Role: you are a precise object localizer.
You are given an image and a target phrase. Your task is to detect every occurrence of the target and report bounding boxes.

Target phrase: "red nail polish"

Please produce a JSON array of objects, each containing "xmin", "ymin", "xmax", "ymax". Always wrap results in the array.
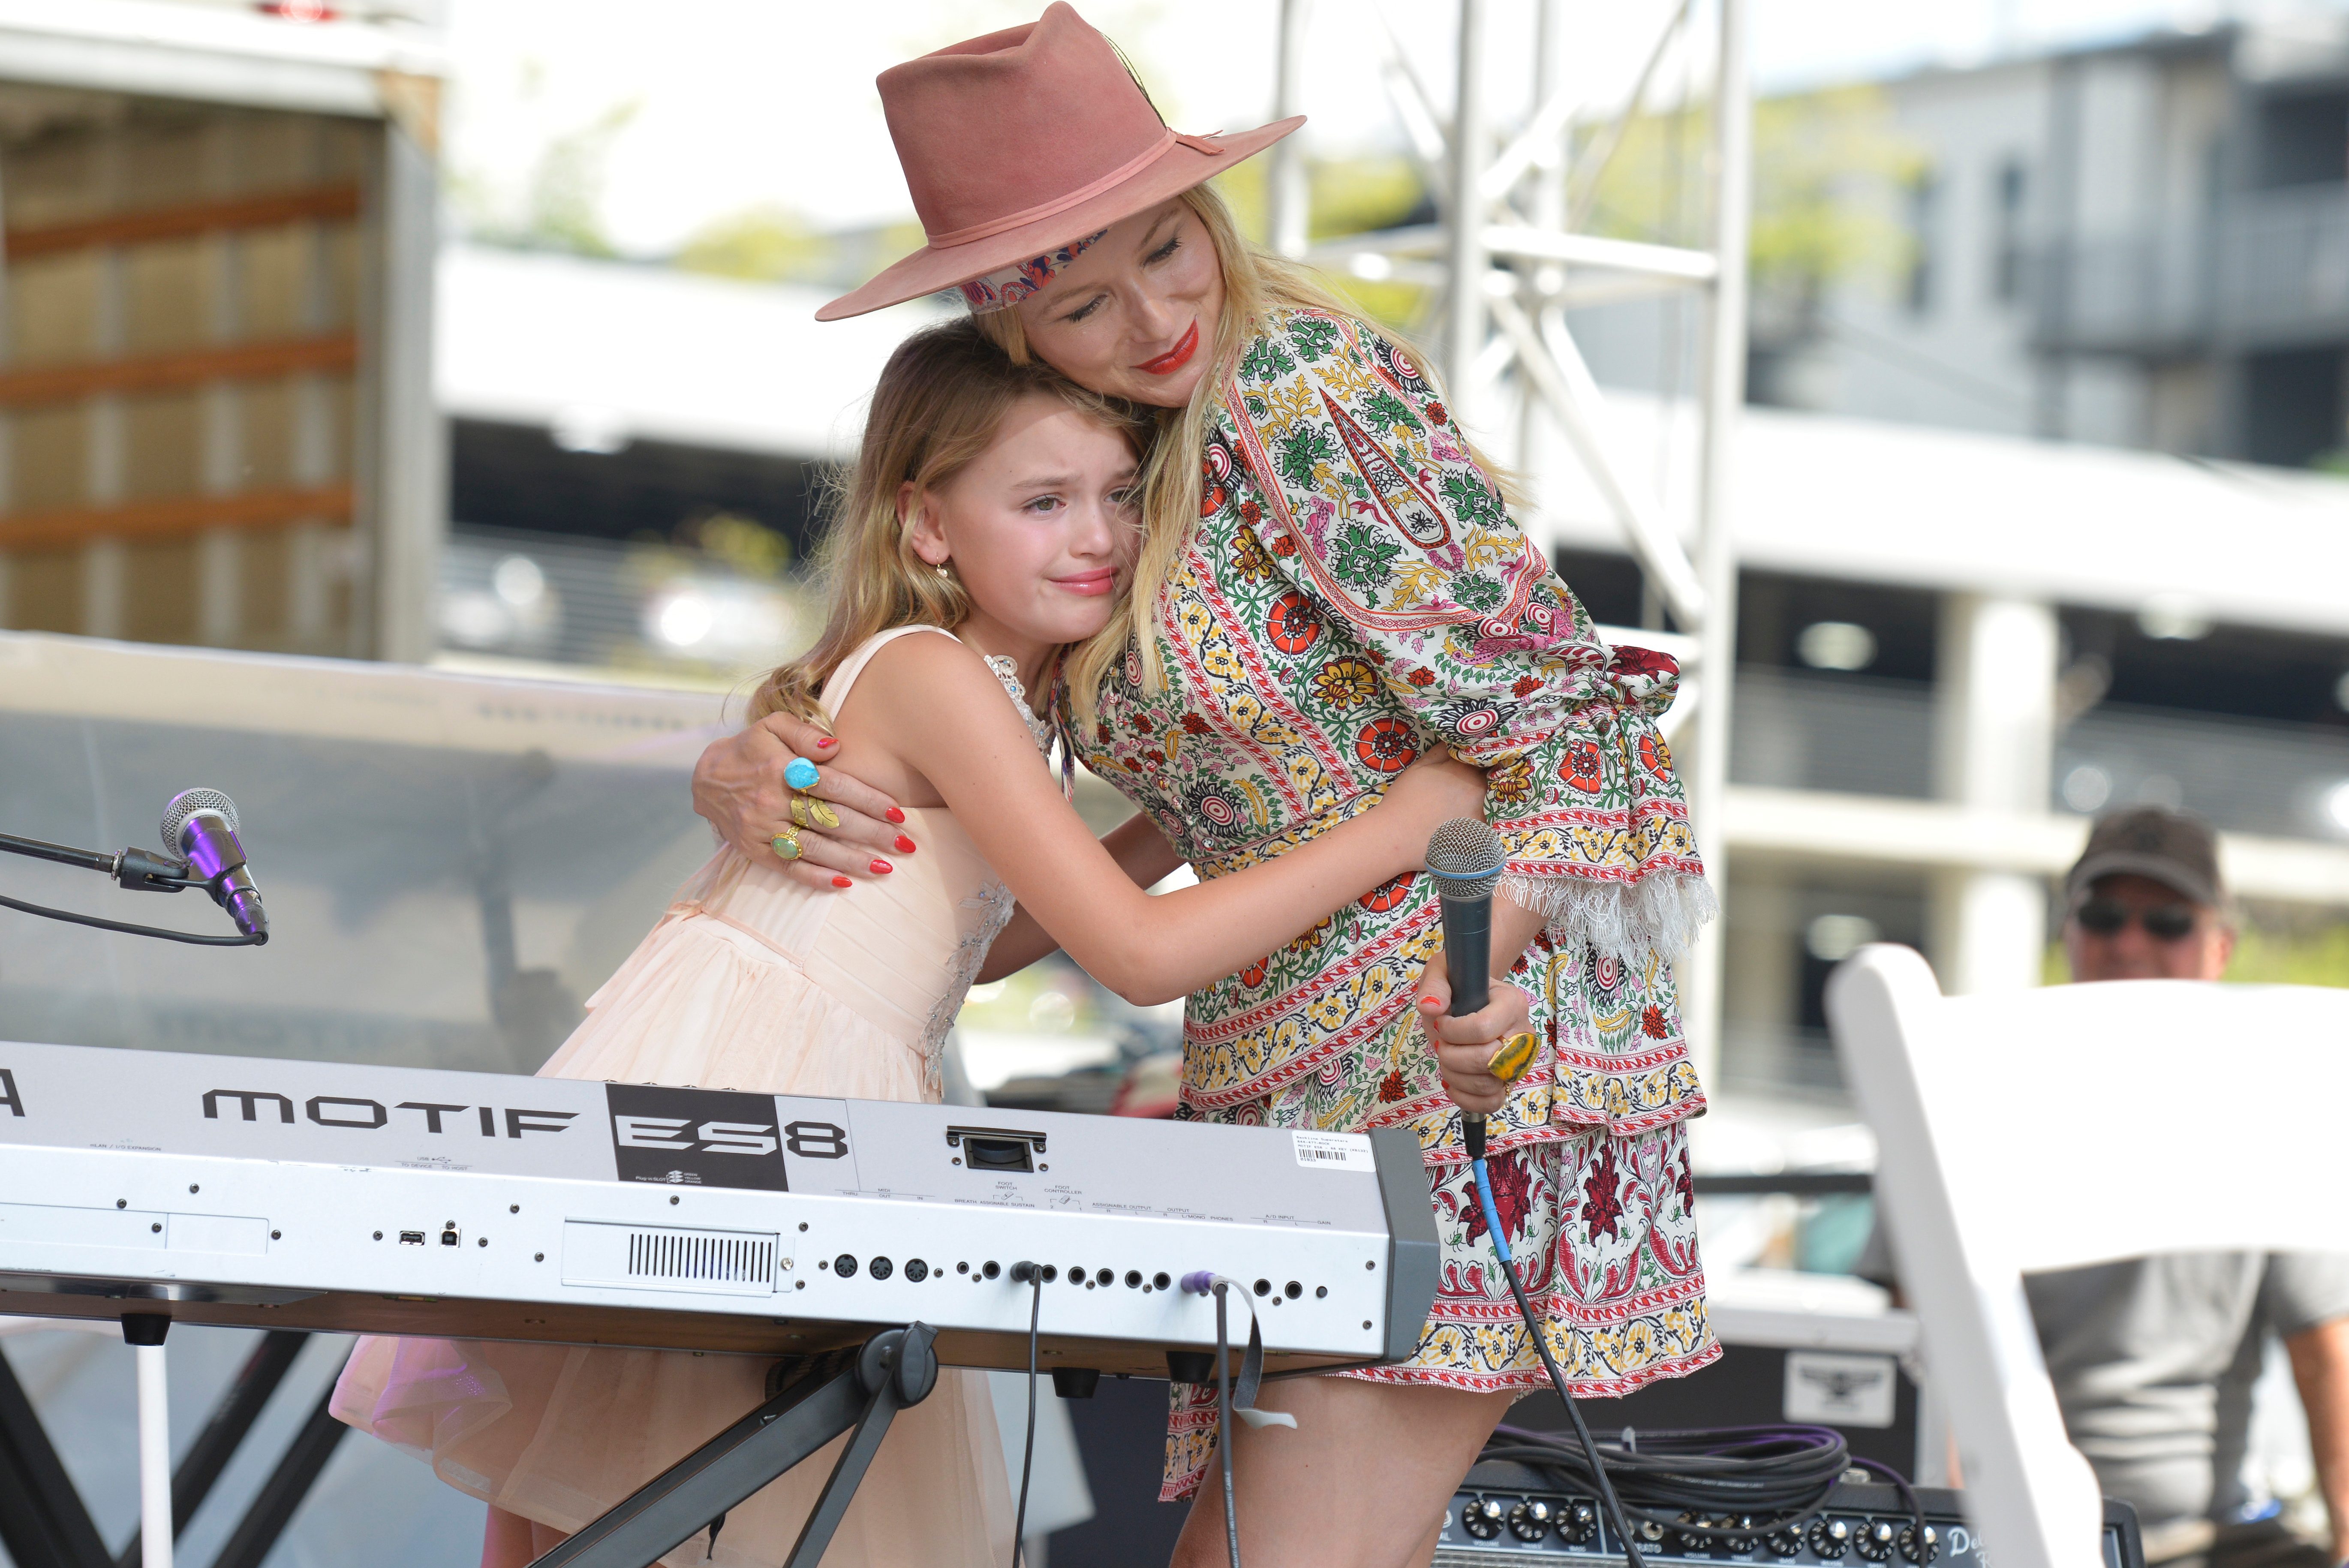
[
  {"xmin": 870, "ymin": 858, "xmax": 893, "ymax": 874},
  {"xmin": 894, "ymin": 835, "xmax": 917, "ymax": 853},
  {"xmin": 831, "ymin": 875, "xmax": 853, "ymax": 889},
  {"xmin": 885, "ymin": 807, "xmax": 906, "ymax": 825},
  {"xmin": 815, "ymin": 736, "xmax": 836, "ymax": 748}
]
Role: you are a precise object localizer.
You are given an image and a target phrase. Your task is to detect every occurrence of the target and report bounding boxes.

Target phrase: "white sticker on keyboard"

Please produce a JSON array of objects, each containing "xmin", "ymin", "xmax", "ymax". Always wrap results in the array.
[{"xmin": 1292, "ymin": 1131, "xmax": 1375, "ymax": 1171}]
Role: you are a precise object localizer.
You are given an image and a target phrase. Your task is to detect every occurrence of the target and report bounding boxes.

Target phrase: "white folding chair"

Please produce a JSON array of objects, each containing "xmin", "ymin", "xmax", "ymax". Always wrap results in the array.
[{"xmin": 1825, "ymin": 943, "xmax": 2349, "ymax": 1568}]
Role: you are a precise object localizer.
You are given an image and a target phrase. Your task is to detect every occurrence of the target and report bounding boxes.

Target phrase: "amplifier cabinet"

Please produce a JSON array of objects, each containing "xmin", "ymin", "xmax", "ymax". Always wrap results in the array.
[{"xmin": 1434, "ymin": 1466, "xmax": 2144, "ymax": 1568}]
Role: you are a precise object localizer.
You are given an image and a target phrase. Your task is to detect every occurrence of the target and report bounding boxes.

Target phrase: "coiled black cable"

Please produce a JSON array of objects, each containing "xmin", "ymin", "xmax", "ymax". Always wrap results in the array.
[{"xmin": 1480, "ymin": 1423, "xmax": 1927, "ymax": 1548}]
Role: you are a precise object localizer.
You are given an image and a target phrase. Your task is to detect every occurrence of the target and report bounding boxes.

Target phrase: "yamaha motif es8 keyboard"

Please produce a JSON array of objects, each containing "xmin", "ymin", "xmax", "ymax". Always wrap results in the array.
[{"xmin": 0, "ymin": 1040, "xmax": 1438, "ymax": 1376}]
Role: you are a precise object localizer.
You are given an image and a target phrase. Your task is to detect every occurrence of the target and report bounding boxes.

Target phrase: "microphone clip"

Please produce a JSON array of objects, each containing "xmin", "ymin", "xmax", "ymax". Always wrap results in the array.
[{"xmin": 113, "ymin": 848, "xmax": 194, "ymax": 895}]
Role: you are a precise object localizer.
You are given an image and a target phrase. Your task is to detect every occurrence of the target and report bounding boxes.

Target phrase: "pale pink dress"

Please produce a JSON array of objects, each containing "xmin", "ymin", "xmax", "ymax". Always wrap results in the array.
[{"xmin": 331, "ymin": 626, "xmax": 1028, "ymax": 1568}]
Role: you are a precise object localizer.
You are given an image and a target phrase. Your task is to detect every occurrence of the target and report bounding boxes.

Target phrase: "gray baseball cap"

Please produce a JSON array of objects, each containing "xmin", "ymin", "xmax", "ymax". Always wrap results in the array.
[{"xmin": 2063, "ymin": 806, "xmax": 2224, "ymax": 909}]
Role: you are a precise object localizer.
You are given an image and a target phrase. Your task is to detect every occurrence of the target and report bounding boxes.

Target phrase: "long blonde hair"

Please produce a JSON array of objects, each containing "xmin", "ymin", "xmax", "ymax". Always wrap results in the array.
[
  {"xmin": 750, "ymin": 318, "xmax": 1152, "ymax": 725},
  {"xmin": 978, "ymin": 183, "xmax": 1495, "ymax": 722}
]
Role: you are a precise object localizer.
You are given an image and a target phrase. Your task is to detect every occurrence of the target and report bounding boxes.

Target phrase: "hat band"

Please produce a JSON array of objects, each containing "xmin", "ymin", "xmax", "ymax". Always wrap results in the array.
[{"xmin": 959, "ymin": 228, "xmax": 1111, "ymax": 313}]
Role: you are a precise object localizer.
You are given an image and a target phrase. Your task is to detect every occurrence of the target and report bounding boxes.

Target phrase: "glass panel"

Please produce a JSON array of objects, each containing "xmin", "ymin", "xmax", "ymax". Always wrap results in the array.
[{"xmin": 0, "ymin": 634, "xmax": 725, "ymax": 1075}]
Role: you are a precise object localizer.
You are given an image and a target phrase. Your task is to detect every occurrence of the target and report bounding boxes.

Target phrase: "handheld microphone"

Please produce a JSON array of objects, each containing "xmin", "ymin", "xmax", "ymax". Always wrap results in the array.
[
  {"xmin": 1425, "ymin": 818, "xmax": 1505, "ymax": 1159},
  {"xmin": 160, "ymin": 789, "xmax": 267, "ymax": 943}
]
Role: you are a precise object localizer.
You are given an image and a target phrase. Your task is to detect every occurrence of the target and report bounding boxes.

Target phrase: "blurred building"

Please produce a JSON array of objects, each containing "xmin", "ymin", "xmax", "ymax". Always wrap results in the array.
[
  {"xmin": 1543, "ymin": 14, "xmax": 2349, "ymax": 1096},
  {"xmin": 429, "ymin": 246, "xmax": 947, "ymax": 677},
  {"xmin": 1738, "ymin": 14, "xmax": 2349, "ymax": 467},
  {"xmin": 0, "ymin": 0, "xmax": 445, "ymax": 661}
]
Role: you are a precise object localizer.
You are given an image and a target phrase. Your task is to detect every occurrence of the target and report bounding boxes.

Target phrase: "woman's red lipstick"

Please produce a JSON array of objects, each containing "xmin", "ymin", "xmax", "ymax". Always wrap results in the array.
[{"xmin": 1137, "ymin": 321, "xmax": 1200, "ymax": 376}]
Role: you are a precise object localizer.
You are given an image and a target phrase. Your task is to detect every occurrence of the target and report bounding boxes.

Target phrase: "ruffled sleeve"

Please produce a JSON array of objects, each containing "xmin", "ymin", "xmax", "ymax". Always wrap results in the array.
[{"xmin": 1218, "ymin": 306, "xmax": 1715, "ymax": 962}]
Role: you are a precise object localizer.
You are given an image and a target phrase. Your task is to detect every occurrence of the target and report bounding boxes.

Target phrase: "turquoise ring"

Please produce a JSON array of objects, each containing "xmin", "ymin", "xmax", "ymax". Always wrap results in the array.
[{"xmin": 784, "ymin": 757, "xmax": 821, "ymax": 790}]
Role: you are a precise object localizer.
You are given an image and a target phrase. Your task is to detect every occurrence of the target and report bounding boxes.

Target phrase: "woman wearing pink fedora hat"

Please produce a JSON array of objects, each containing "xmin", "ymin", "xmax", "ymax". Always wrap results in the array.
[{"xmin": 697, "ymin": 6, "xmax": 1720, "ymax": 1565}]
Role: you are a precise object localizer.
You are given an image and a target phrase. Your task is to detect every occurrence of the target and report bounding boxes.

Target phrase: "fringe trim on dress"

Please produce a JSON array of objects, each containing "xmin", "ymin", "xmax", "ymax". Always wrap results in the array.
[{"xmin": 1497, "ymin": 870, "xmax": 1718, "ymax": 963}]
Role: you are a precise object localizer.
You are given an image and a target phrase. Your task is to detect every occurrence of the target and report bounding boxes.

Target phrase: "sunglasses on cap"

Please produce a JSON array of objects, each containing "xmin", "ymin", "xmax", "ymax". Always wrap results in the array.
[{"xmin": 2074, "ymin": 899, "xmax": 2199, "ymax": 941}]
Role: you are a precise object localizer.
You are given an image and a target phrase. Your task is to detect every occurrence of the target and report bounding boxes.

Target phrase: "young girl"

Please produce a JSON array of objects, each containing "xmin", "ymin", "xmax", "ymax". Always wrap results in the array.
[{"xmin": 329, "ymin": 319, "xmax": 1509, "ymax": 1568}]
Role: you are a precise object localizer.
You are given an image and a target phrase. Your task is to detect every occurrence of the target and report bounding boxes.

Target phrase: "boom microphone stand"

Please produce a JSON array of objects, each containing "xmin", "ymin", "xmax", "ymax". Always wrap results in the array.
[{"xmin": 0, "ymin": 828, "xmax": 265, "ymax": 946}]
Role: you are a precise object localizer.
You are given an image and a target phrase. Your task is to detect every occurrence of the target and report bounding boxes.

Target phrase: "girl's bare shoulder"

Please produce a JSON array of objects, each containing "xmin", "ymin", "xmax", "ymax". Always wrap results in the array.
[{"xmin": 833, "ymin": 628, "xmax": 1031, "ymax": 747}]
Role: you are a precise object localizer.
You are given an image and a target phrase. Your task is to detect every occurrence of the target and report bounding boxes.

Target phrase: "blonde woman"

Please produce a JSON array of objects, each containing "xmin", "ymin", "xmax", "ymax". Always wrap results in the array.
[
  {"xmin": 690, "ymin": 9, "xmax": 1720, "ymax": 1567},
  {"xmin": 330, "ymin": 320, "xmax": 1494, "ymax": 1568}
]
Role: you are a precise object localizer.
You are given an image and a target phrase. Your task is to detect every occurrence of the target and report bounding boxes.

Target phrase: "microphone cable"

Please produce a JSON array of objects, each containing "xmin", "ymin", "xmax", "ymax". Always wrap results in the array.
[
  {"xmin": 1008, "ymin": 1262, "xmax": 1044, "ymax": 1568},
  {"xmin": 0, "ymin": 888, "xmax": 266, "ymax": 946},
  {"xmin": 1174, "ymin": 1269, "xmax": 1294, "ymax": 1568},
  {"xmin": 1466, "ymin": 1118, "xmax": 1648, "ymax": 1568}
]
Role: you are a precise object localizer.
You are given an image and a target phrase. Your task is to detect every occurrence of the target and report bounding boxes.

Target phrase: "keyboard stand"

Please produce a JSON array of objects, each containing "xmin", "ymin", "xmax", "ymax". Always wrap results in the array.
[{"xmin": 534, "ymin": 1322, "xmax": 940, "ymax": 1568}]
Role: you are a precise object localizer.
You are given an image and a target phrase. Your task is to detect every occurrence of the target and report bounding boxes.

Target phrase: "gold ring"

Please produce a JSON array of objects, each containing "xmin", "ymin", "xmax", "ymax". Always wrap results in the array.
[
  {"xmin": 790, "ymin": 793, "xmax": 841, "ymax": 831},
  {"xmin": 1486, "ymin": 1031, "xmax": 1537, "ymax": 1084},
  {"xmin": 770, "ymin": 828, "xmax": 803, "ymax": 862}
]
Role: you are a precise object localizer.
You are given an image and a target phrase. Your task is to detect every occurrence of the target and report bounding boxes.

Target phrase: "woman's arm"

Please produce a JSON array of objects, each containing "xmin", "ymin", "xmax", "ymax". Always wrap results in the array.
[
  {"xmin": 976, "ymin": 813, "xmax": 1186, "ymax": 983},
  {"xmin": 856, "ymin": 634, "xmax": 1480, "ymax": 1006}
]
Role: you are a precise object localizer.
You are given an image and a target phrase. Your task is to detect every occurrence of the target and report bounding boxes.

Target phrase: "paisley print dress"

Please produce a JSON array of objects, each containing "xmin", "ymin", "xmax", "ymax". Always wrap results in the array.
[{"xmin": 1063, "ymin": 306, "xmax": 1723, "ymax": 1499}]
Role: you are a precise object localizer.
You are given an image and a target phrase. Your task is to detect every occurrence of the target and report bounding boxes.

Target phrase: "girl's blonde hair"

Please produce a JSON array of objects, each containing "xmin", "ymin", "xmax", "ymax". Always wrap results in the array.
[
  {"xmin": 749, "ymin": 318, "xmax": 1152, "ymax": 726},
  {"xmin": 977, "ymin": 182, "xmax": 1498, "ymax": 723}
]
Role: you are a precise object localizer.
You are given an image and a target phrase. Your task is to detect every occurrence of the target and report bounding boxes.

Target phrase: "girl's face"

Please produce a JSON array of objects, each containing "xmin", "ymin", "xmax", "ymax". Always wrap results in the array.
[
  {"xmin": 1012, "ymin": 199, "xmax": 1224, "ymax": 409},
  {"xmin": 902, "ymin": 394, "xmax": 1140, "ymax": 666}
]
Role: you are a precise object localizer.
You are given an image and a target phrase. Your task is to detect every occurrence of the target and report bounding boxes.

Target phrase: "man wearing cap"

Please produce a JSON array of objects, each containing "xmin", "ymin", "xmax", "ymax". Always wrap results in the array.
[{"xmin": 1867, "ymin": 807, "xmax": 2349, "ymax": 1567}]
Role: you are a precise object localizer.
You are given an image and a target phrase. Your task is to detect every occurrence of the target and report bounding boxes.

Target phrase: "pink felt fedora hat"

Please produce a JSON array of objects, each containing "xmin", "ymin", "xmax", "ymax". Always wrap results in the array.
[{"xmin": 815, "ymin": 3, "xmax": 1302, "ymax": 322}]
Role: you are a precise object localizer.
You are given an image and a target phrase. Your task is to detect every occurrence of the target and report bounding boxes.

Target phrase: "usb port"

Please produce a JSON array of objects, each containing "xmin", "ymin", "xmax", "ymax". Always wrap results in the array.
[
  {"xmin": 399, "ymin": 1231, "xmax": 425, "ymax": 1246},
  {"xmin": 439, "ymin": 1223, "xmax": 460, "ymax": 1247}
]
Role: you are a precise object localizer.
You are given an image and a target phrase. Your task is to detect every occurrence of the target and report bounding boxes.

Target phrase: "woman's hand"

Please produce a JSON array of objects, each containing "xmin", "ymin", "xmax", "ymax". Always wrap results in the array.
[
  {"xmin": 1413, "ymin": 946, "xmax": 1534, "ymax": 1116},
  {"xmin": 1380, "ymin": 750, "xmax": 1488, "ymax": 872},
  {"xmin": 690, "ymin": 713, "xmax": 911, "ymax": 890}
]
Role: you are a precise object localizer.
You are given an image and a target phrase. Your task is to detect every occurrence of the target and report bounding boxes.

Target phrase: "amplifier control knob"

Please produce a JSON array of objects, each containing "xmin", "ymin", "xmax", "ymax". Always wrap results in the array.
[
  {"xmin": 1811, "ymin": 1518, "xmax": 1853, "ymax": 1560},
  {"xmin": 1560, "ymin": 1502, "xmax": 1598, "ymax": 1545},
  {"xmin": 1677, "ymin": 1513, "xmax": 1717, "ymax": 1552},
  {"xmin": 1899, "ymin": 1524, "xmax": 1940, "ymax": 1565},
  {"xmin": 1721, "ymin": 1516, "xmax": 1757, "ymax": 1554},
  {"xmin": 1507, "ymin": 1500, "xmax": 1552, "ymax": 1541},
  {"xmin": 1857, "ymin": 1520, "xmax": 1898, "ymax": 1562},
  {"xmin": 1766, "ymin": 1525, "xmax": 1805, "ymax": 1558},
  {"xmin": 1461, "ymin": 1499, "xmax": 1504, "ymax": 1541}
]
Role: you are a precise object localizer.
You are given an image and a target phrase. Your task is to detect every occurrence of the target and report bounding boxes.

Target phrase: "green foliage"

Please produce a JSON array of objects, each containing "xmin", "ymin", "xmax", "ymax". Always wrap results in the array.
[
  {"xmin": 1582, "ymin": 84, "xmax": 1924, "ymax": 319},
  {"xmin": 523, "ymin": 99, "xmax": 641, "ymax": 258},
  {"xmin": 2222, "ymin": 922, "xmax": 2349, "ymax": 987},
  {"xmin": 2041, "ymin": 919, "xmax": 2349, "ymax": 988},
  {"xmin": 683, "ymin": 513, "xmax": 793, "ymax": 579},
  {"xmin": 677, "ymin": 205, "xmax": 836, "ymax": 284},
  {"xmin": 1212, "ymin": 157, "xmax": 1433, "ymax": 336}
]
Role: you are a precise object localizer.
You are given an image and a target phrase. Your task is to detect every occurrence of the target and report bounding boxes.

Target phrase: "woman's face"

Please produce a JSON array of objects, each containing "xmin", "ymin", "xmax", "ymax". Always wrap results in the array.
[
  {"xmin": 901, "ymin": 394, "xmax": 1140, "ymax": 661},
  {"xmin": 1012, "ymin": 199, "xmax": 1224, "ymax": 409}
]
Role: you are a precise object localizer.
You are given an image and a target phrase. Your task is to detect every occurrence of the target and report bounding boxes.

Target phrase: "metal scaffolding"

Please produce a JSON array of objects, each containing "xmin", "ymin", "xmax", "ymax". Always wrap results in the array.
[{"xmin": 1269, "ymin": 0, "xmax": 1752, "ymax": 1076}]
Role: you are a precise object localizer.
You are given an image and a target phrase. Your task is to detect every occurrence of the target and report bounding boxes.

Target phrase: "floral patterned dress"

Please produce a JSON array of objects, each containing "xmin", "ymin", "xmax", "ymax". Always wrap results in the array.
[{"xmin": 1064, "ymin": 306, "xmax": 1723, "ymax": 1499}]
